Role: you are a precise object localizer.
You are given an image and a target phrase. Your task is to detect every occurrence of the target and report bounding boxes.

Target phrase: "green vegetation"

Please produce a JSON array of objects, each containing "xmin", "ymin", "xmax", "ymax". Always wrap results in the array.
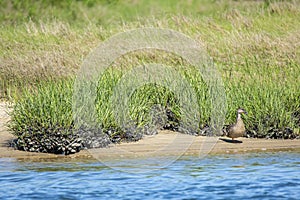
[
  {"xmin": 1, "ymin": 0, "xmax": 300, "ymax": 152},
  {"xmin": 10, "ymin": 80, "xmax": 74, "ymax": 137}
]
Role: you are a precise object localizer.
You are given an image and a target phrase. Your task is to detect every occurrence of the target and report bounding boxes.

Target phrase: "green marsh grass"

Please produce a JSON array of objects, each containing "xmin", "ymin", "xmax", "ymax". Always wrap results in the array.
[
  {"xmin": 9, "ymin": 80, "xmax": 74, "ymax": 137},
  {"xmin": 2, "ymin": 0, "xmax": 300, "ymax": 142},
  {"xmin": 9, "ymin": 56, "xmax": 300, "ymax": 139}
]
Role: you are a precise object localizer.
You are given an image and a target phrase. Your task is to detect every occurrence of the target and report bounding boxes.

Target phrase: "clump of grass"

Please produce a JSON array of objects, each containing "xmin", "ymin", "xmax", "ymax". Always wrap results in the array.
[
  {"xmin": 9, "ymin": 79, "xmax": 74, "ymax": 137},
  {"xmin": 9, "ymin": 60, "xmax": 212, "ymax": 146},
  {"xmin": 90, "ymin": 59, "xmax": 211, "ymax": 134}
]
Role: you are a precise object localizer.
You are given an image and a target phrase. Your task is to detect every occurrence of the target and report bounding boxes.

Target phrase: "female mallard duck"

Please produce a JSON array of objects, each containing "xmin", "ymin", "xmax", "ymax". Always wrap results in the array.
[{"xmin": 227, "ymin": 108, "xmax": 247, "ymax": 140}]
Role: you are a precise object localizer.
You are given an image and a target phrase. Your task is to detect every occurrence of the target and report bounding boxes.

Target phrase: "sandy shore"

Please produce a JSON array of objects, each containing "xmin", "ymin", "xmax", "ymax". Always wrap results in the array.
[{"xmin": 1, "ymin": 102, "xmax": 300, "ymax": 161}]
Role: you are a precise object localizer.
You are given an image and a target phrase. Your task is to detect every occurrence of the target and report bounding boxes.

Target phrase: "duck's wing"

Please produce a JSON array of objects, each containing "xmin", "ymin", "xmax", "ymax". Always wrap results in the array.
[{"xmin": 226, "ymin": 124, "xmax": 237, "ymax": 136}]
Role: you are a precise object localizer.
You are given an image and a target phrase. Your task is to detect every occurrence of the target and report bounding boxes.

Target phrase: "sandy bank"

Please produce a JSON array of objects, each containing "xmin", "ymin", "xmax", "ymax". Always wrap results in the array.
[
  {"xmin": 1, "ymin": 102, "xmax": 300, "ymax": 161},
  {"xmin": 1, "ymin": 130, "xmax": 300, "ymax": 161}
]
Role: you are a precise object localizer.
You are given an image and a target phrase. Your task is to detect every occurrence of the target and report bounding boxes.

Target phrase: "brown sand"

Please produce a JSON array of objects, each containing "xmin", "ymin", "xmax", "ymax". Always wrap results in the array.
[{"xmin": 1, "ymin": 102, "xmax": 300, "ymax": 161}]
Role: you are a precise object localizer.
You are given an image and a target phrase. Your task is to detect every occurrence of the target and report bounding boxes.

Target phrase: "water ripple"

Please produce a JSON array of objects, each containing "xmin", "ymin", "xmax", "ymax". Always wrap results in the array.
[{"xmin": 0, "ymin": 152, "xmax": 299, "ymax": 199}]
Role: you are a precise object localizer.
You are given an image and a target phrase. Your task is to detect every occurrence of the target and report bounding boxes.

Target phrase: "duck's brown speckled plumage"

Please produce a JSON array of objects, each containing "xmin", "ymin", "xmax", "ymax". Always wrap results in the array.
[{"xmin": 227, "ymin": 108, "xmax": 247, "ymax": 140}]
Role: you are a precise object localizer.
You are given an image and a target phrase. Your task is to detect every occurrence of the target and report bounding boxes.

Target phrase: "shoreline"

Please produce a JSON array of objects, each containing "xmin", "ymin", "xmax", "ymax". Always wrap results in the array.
[
  {"xmin": 1, "ymin": 102, "xmax": 300, "ymax": 161},
  {"xmin": 1, "ymin": 130, "xmax": 300, "ymax": 161}
]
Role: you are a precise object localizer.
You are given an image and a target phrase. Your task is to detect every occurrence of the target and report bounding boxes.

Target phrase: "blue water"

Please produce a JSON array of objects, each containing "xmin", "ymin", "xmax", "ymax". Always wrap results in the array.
[{"xmin": 0, "ymin": 152, "xmax": 299, "ymax": 199}]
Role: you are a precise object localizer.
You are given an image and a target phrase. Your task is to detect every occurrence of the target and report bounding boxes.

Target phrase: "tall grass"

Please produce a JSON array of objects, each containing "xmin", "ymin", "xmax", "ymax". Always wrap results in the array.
[
  {"xmin": 9, "ymin": 80, "xmax": 74, "ymax": 137},
  {"xmin": 3, "ymin": 0, "xmax": 300, "ymax": 141},
  {"xmin": 9, "ymin": 55, "xmax": 300, "ymax": 139}
]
